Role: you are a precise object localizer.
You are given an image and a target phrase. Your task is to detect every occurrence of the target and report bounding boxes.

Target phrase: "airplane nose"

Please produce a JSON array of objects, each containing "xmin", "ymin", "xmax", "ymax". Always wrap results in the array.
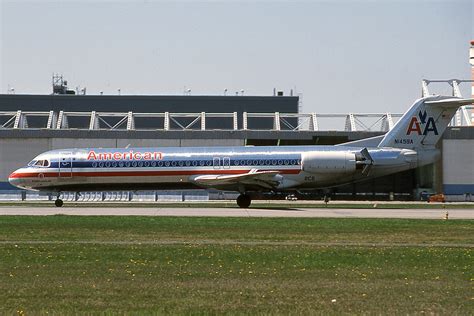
[{"xmin": 8, "ymin": 170, "xmax": 25, "ymax": 189}]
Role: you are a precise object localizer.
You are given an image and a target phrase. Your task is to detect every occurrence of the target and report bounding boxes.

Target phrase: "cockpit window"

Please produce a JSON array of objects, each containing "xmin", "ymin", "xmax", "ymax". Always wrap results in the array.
[
  {"xmin": 32, "ymin": 159, "xmax": 50, "ymax": 167},
  {"xmin": 27, "ymin": 160, "xmax": 37, "ymax": 166}
]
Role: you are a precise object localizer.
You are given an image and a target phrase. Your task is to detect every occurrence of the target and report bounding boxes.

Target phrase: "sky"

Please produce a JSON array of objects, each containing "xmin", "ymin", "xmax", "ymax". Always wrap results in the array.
[{"xmin": 0, "ymin": 0, "xmax": 473, "ymax": 114}]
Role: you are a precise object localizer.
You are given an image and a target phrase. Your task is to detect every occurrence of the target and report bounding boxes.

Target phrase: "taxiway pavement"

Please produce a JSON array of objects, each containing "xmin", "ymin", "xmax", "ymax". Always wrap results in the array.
[{"xmin": 0, "ymin": 206, "xmax": 472, "ymax": 219}]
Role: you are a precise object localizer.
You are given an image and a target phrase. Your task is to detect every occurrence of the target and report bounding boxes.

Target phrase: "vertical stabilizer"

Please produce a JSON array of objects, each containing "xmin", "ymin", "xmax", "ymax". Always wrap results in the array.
[{"xmin": 378, "ymin": 96, "xmax": 474, "ymax": 150}]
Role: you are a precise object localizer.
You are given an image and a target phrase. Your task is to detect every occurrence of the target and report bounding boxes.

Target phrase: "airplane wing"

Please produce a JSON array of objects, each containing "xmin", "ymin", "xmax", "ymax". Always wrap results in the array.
[{"xmin": 190, "ymin": 169, "xmax": 282, "ymax": 190}]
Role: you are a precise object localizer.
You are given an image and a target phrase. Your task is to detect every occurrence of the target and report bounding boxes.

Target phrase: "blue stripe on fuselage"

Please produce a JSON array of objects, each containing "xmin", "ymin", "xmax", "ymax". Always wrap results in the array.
[{"xmin": 47, "ymin": 156, "xmax": 301, "ymax": 169}]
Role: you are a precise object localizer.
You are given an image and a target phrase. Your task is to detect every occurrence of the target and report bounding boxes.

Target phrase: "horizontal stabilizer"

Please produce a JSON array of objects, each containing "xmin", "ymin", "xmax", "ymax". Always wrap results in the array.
[{"xmin": 425, "ymin": 98, "xmax": 474, "ymax": 107}]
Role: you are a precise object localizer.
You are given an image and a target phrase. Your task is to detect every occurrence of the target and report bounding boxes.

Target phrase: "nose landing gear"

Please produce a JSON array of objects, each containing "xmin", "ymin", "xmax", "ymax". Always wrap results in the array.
[{"xmin": 236, "ymin": 194, "xmax": 251, "ymax": 208}]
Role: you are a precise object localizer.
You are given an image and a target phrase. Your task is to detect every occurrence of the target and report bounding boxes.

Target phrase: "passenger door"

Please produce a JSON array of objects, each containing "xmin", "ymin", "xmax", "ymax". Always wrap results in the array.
[{"xmin": 59, "ymin": 152, "xmax": 73, "ymax": 178}]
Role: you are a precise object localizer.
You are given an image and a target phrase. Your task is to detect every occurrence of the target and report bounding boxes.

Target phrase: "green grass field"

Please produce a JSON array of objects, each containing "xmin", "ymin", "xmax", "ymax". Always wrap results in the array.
[{"xmin": 0, "ymin": 216, "xmax": 472, "ymax": 314}]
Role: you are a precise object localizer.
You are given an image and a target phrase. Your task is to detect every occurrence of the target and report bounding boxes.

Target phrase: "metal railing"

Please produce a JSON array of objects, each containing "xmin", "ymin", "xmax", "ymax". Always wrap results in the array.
[
  {"xmin": 1, "ymin": 79, "xmax": 472, "ymax": 132},
  {"xmin": 1, "ymin": 109, "xmax": 471, "ymax": 132},
  {"xmin": 0, "ymin": 110, "xmax": 407, "ymax": 132}
]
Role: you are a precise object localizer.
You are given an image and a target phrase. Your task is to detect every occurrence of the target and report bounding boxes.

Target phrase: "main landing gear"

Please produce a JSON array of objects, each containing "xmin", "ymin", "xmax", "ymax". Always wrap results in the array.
[
  {"xmin": 237, "ymin": 194, "xmax": 251, "ymax": 208},
  {"xmin": 54, "ymin": 193, "xmax": 63, "ymax": 207},
  {"xmin": 55, "ymin": 198, "xmax": 63, "ymax": 207},
  {"xmin": 323, "ymin": 189, "xmax": 332, "ymax": 205}
]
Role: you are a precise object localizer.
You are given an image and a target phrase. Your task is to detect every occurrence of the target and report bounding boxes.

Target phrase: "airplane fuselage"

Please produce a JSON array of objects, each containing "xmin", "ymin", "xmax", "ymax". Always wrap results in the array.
[{"xmin": 9, "ymin": 145, "xmax": 421, "ymax": 193}]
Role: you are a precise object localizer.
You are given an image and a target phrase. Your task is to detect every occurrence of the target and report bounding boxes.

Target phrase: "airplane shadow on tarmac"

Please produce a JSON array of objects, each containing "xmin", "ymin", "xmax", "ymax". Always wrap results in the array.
[{"xmin": 237, "ymin": 207, "xmax": 303, "ymax": 211}]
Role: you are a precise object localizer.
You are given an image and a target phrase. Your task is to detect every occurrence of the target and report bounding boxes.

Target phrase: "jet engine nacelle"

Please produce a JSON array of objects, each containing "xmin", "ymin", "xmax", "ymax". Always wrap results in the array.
[{"xmin": 302, "ymin": 151, "xmax": 357, "ymax": 174}]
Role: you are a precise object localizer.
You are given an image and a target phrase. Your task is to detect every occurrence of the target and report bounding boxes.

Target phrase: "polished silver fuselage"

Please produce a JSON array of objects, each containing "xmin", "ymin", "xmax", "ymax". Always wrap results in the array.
[{"xmin": 9, "ymin": 145, "xmax": 423, "ymax": 193}]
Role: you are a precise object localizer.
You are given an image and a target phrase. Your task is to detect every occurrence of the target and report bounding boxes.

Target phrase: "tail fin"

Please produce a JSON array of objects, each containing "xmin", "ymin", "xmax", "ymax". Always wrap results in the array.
[{"xmin": 378, "ymin": 96, "xmax": 474, "ymax": 149}]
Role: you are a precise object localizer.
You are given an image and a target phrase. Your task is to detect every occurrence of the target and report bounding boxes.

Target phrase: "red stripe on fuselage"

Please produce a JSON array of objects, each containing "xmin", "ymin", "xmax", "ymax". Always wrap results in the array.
[{"xmin": 9, "ymin": 169, "xmax": 301, "ymax": 179}]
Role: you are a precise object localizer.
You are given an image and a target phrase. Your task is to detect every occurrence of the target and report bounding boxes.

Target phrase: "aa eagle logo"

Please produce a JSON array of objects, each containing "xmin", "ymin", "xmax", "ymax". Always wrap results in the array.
[{"xmin": 406, "ymin": 110, "xmax": 438, "ymax": 136}]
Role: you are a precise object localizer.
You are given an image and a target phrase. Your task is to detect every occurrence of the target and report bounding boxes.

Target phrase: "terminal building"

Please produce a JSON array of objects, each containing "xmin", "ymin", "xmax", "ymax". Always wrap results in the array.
[{"xmin": 1, "ymin": 46, "xmax": 473, "ymax": 202}]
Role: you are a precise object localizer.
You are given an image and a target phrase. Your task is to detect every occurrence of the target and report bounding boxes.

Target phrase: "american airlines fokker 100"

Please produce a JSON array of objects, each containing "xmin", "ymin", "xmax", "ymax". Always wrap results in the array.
[{"xmin": 8, "ymin": 96, "xmax": 474, "ymax": 207}]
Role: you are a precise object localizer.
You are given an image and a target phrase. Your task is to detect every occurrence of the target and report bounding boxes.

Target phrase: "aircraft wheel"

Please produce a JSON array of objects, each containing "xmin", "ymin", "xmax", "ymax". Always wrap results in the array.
[
  {"xmin": 237, "ymin": 194, "xmax": 251, "ymax": 208},
  {"xmin": 55, "ymin": 199, "xmax": 64, "ymax": 207},
  {"xmin": 324, "ymin": 195, "xmax": 330, "ymax": 204}
]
